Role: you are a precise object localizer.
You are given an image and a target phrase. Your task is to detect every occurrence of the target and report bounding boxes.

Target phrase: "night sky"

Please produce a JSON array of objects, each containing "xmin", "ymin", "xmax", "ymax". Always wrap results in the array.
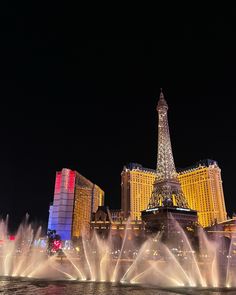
[{"xmin": 1, "ymin": 25, "xmax": 236, "ymax": 231}]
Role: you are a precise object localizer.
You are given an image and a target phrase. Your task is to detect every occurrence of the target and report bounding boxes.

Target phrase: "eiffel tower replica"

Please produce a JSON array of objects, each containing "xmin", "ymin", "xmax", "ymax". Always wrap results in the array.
[{"xmin": 141, "ymin": 89, "xmax": 198, "ymax": 238}]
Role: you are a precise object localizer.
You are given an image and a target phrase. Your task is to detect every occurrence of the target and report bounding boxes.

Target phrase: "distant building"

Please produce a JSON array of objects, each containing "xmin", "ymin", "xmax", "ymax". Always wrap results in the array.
[
  {"xmin": 121, "ymin": 163, "xmax": 156, "ymax": 220},
  {"xmin": 48, "ymin": 168, "xmax": 104, "ymax": 240},
  {"xmin": 178, "ymin": 159, "xmax": 227, "ymax": 227},
  {"xmin": 121, "ymin": 159, "xmax": 227, "ymax": 228},
  {"xmin": 109, "ymin": 209, "xmax": 124, "ymax": 222},
  {"xmin": 205, "ymin": 215, "xmax": 236, "ymax": 239},
  {"xmin": 90, "ymin": 206, "xmax": 144, "ymax": 241}
]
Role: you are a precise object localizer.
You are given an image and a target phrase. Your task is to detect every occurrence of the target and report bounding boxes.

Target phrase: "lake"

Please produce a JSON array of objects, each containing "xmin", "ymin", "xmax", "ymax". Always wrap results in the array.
[{"xmin": 0, "ymin": 278, "xmax": 235, "ymax": 295}]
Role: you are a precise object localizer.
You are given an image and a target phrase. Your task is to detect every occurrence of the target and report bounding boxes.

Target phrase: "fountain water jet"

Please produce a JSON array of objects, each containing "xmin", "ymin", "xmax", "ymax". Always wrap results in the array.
[
  {"xmin": 0, "ymin": 215, "xmax": 236, "ymax": 290},
  {"xmin": 111, "ymin": 217, "xmax": 131, "ymax": 282}
]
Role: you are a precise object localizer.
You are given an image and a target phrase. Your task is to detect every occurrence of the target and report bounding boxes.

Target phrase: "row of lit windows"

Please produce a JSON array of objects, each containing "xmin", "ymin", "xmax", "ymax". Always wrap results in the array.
[{"xmin": 122, "ymin": 166, "xmax": 226, "ymax": 227}]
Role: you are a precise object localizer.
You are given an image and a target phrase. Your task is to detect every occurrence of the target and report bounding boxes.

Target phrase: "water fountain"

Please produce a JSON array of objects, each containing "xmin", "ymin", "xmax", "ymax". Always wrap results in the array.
[{"xmin": 0, "ymin": 215, "xmax": 236, "ymax": 293}]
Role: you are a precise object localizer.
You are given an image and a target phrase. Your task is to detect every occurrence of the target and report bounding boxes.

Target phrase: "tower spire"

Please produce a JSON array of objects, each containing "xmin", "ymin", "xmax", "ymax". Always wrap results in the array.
[
  {"xmin": 156, "ymin": 89, "xmax": 174, "ymax": 179},
  {"xmin": 159, "ymin": 87, "xmax": 164, "ymax": 98},
  {"xmin": 157, "ymin": 88, "xmax": 168, "ymax": 111},
  {"xmin": 148, "ymin": 90, "xmax": 188, "ymax": 209}
]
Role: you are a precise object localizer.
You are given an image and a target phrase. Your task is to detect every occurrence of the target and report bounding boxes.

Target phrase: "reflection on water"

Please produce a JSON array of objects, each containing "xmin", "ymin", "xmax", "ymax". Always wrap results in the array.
[{"xmin": 0, "ymin": 279, "xmax": 235, "ymax": 295}]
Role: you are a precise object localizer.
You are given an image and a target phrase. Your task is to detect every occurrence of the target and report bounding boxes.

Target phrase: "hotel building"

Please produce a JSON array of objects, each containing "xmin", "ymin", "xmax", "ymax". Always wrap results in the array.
[
  {"xmin": 121, "ymin": 160, "xmax": 227, "ymax": 227},
  {"xmin": 178, "ymin": 159, "xmax": 227, "ymax": 227},
  {"xmin": 48, "ymin": 168, "xmax": 104, "ymax": 240},
  {"xmin": 121, "ymin": 163, "xmax": 156, "ymax": 220}
]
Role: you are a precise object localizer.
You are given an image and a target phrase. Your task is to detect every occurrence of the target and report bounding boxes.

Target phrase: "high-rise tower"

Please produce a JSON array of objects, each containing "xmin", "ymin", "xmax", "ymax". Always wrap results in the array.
[
  {"xmin": 142, "ymin": 90, "xmax": 198, "ymax": 235},
  {"xmin": 148, "ymin": 89, "xmax": 188, "ymax": 209},
  {"xmin": 48, "ymin": 168, "xmax": 104, "ymax": 240}
]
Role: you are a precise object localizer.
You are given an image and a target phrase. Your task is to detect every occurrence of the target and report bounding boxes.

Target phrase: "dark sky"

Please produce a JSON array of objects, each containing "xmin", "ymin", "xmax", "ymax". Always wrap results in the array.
[{"xmin": 1, "ymin": 21, "xmax": 236, "ymax": 230}]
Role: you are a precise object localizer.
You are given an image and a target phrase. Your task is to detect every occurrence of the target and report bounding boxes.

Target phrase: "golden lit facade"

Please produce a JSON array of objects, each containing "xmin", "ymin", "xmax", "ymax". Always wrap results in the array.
[
  {"xmin": 48, "ymin": 168, "xmax": 104, "ymax": 240},
  {"xmin": 121, "ymin": 163, "xmax": 156, "ymax": 220},
  {"xmin": 72, "ymin": 174, "xmax": 104, "ymax": 238},
  {"xmin": 92, "ymin": 184, "xmax": 104, "ymax": 212},
  {"xmin": 121, "ymin": 160, "xmax": 227, "ymax": 227},
  {"xmin": 178, "ymin": 160, "xmax": 227, "ymax": 227},
  {"xmin": 72, "ymin": 187, "xmax": 92, "ymax": 238}
]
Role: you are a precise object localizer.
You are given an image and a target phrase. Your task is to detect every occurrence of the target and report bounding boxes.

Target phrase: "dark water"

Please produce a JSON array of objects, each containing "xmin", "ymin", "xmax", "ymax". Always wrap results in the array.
[{"xmin": 0, "ymin": 278, "xmax": 235, "ymax": 295}]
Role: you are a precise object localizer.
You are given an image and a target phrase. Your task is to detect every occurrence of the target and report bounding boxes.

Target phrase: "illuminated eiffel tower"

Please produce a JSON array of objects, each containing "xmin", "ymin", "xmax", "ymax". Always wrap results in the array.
[
  {"xmin": 148, "ymin": 89, "xmax": 188, "ymax": 209},
  {"xmin": 142, "ymin": 89, "xmax": 198, "ymax": 235}
]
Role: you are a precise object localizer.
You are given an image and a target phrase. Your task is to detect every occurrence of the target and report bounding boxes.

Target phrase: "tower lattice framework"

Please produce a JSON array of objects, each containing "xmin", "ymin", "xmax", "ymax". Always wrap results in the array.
[{"xmin": 148, "ymin": 90, "xmax": 188, "ymax": 209}]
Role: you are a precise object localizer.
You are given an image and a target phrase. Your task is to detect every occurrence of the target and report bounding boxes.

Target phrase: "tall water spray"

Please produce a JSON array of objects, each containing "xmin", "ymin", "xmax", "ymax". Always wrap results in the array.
[{"xmin": 0, "ymin": 215, "xmax": 235, "ymax": 289}]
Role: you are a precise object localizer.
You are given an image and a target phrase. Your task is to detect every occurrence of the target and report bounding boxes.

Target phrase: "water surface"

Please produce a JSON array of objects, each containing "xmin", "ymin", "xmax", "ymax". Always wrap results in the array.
[{"xmin": 0, "ymin": 278, "xmax": 235, "ymax": 295}]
